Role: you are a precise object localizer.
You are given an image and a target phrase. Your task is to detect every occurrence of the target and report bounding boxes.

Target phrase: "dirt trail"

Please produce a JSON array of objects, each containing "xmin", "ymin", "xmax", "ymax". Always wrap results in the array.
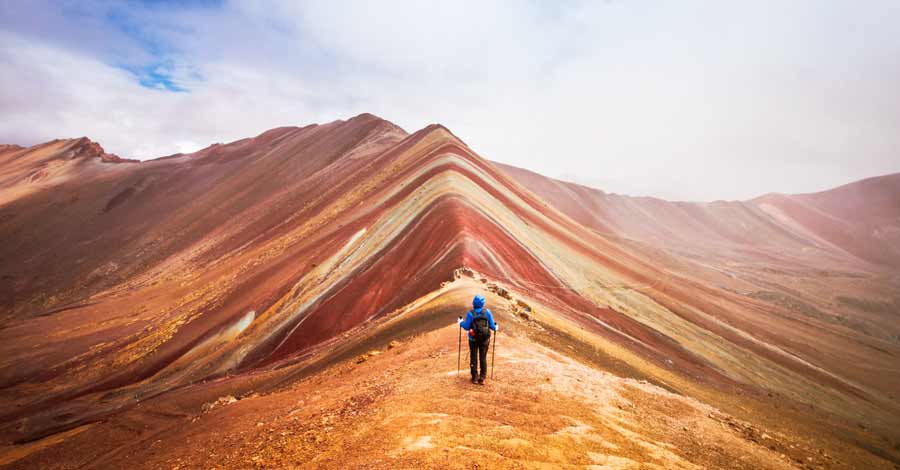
[
  {"xmin": 12, "ymin": 325, "xmax": 858, "ymax": 470},
  {"xmin": 2, "ymin": 276, "xmax": 891, "ymax": 470}
]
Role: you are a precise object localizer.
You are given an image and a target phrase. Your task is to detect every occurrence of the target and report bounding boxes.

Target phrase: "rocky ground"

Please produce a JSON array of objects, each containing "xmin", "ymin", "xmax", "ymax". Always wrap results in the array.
[{"xmin": 4, "ymin": 322, "xmax": 892, "ymax": 469}]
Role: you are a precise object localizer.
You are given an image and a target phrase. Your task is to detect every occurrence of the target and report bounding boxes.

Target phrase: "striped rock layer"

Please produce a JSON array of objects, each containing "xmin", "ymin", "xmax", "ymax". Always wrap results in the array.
[{"xmin": 0, "ymin": 114, "xmax": 898, "ymax": 464}]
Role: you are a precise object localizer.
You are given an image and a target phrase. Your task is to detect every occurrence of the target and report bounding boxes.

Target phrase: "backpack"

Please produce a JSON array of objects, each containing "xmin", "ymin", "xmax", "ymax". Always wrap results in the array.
[{"xmin": 471, "ymin": 310, "xmax": 491, "ymax": 342}]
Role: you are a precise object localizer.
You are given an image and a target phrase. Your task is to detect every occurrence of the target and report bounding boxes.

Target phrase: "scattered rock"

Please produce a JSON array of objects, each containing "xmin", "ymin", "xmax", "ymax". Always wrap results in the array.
[
  {"xmin": 201, "ymin": 395, "xmax": 238, "ymax": 413},
  {"xmin": 388, "ymin": 340, "xmax": 400, "ymax": 350},
  {"xmin": 488, "ymin": 284, "xmax": 512, "ymax": 300},
  {"xmin": 356, "ymin": 350, "xmax": 383, "ymax": 363},
  {"xmin": 455, "ymin": 267, "xmax": 476, "ymax": 278}
]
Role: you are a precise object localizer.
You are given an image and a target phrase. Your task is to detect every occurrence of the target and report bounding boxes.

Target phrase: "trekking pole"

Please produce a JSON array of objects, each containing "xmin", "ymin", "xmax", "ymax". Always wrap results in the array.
[
  {"xmin": 457, "ymin": 316, "xmax": 462, "ymax": 376},
  {"xmin": 491, "ymin": 322, "xmax": 498, "ymax": 379}
]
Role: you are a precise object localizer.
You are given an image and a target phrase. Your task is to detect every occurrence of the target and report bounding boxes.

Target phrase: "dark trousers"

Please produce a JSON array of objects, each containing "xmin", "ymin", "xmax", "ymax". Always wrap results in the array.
[{"xmin": 469, "ymin": 338, "xmax": 490, "ymax": 379}]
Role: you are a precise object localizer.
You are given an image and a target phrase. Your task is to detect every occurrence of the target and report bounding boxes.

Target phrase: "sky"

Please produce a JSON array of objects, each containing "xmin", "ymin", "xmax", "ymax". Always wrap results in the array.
[{"xmin": 1, "ymin": 1, "xmax": 898, "ymax": 201}]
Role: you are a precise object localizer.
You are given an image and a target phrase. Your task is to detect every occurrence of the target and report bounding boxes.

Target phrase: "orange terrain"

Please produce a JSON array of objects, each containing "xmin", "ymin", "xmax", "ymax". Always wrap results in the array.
[{"xmin": 0, "ymin": 114, "xmax": 898, "ymax": 469}]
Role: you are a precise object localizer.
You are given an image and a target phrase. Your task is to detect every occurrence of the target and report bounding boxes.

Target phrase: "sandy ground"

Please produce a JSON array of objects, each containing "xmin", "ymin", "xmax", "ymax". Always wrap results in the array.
[{"xmin": 5, "ymin": 323, "xmax": 889, "ymax": 470}]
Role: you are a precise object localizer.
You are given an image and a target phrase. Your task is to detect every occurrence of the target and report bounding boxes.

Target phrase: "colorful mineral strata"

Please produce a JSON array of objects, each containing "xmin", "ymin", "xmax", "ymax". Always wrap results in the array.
[{"xmin": 1, "ymin": 114, "xmax": 898, "ymax": 469}]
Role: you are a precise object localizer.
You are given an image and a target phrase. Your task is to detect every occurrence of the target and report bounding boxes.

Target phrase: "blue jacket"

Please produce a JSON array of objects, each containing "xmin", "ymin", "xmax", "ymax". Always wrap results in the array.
[{"xmin": 459, "ymin": 308, "xmax": 496, "ymax": 342}]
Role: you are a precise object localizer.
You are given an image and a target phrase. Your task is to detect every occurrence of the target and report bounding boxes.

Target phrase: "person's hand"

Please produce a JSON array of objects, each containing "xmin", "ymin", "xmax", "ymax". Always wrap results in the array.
[
  {"xmin": 495, "ymin": 323, "xmax": 500, "ymax": 332},
  {"xmin": 457, "ymin": 316, "xmax": 463, "ymax": 325}
]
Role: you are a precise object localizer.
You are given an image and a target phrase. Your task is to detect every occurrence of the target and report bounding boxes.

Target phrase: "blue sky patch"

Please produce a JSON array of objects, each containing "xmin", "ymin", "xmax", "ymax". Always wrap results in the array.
[
  {"xmin": 100, "ymin": 1, "xmax": 220, "ymax": 92},
  {"xmin": 119, "ymin": 63, "xmax": 189, "ymax": 92}
]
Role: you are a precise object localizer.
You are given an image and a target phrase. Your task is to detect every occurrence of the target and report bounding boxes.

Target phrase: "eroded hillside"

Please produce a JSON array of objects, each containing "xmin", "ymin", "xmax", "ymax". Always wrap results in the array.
[{"xmin": 1, "ymin": 115, "xmax": 898, "ymax": 469}]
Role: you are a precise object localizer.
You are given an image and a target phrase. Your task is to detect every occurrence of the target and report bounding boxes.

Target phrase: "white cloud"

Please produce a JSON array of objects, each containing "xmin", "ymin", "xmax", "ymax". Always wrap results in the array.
[
  {"xmin": 0, "ymin": 30, "xmax": 321, "ymax": 159},
  {"xmin": 1, "ymin": 0, "xmax": 899, "ymax": 200}
]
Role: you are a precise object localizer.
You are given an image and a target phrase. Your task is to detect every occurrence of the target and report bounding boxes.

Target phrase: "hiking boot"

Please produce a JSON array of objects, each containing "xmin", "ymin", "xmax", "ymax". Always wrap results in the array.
[
  {"xmin": 471, "ymin": 377, "xmax": 477, "ymax": 384},
  {"xmin": 477, "ymin": 377, "xmax": 485, "ymax": 384}
]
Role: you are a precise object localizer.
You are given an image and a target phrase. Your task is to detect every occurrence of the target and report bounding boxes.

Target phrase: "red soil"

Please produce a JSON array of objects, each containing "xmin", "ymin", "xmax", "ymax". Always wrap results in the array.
[{"xmin": 0, "ymin": 114, "xmax": 898, "ymax": 468}]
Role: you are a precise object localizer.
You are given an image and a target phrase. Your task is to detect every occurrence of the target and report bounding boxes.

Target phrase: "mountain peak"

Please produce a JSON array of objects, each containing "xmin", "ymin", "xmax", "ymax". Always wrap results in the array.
[
  {"xmin": 64, "ymin": 137, "xmax": 137, "ymax": 164},
  {"xmin": 421, "ymin": 123, "xmax": 464, "ymax": 143},
  {"xmin": 2, "ymin": 114, "xmax": 898, "ymax": 469},
  {"xmin": 348, "ymin": 111, "xmax": 383, "ymax": 121}
]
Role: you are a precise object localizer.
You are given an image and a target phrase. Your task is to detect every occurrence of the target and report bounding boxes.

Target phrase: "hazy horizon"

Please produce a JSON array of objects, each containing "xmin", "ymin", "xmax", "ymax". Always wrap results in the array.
[{"xmin": 2, "ymin": 0, "xmax": 899, "ymax": 200}]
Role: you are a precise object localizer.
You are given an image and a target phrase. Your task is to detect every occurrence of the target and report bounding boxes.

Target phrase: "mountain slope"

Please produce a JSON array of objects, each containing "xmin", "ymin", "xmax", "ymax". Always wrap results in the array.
[
  {"xmin": 1, "ymin": 276, "xmax": 892, "ymax": 469},
  {"xmin": 752, "ymin": 173, "xmax": 900, "ymax": 268},
  {"xmin": 495, "ymin": 162, "xmax": 900, "ymax": 270},
  {"xmin": 1, "ymin": 115, "xmax": 899, "ymax": 468}
]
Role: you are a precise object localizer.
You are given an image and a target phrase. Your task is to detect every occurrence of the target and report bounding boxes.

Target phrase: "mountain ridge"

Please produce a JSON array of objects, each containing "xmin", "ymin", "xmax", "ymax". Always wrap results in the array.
[
  {"xmin": 495, "ymin": 161, "xmax": 900, "ymax": 269},
  {"xmin": 1, "ymin": 114, "xmax": 898, "ymax": 468}
]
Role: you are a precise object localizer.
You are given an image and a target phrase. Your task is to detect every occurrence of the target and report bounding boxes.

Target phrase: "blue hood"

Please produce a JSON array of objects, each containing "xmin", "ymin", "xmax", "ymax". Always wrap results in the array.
[{"xmin": 472, "ymin": 294, "xmax": 485, "ymax": 311}]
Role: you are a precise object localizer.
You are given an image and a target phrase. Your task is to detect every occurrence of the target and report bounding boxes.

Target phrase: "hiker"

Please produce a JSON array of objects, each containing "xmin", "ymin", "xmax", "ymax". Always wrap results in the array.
[{"xmin": 458, "ymin": 294, "xmax": 497, "ymax": 384}]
